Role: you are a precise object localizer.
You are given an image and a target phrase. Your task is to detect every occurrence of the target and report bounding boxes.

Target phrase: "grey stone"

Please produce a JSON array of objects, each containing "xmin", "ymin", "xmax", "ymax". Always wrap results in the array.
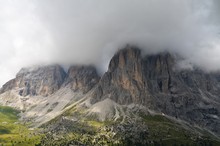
[{"xmin": 0, "ymin": 65, "xmax": 66, "ymax": 96}]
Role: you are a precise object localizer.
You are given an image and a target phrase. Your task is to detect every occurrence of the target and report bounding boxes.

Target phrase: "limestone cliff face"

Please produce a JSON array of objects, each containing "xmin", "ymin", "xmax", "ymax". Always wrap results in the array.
[
  {"xmin": 0, "ymin": 65, "xmax": 67, "ymax": 96},
  {"xmin": 90, "ymin": 47, "xmax": 150, "ymax": 105},
  {"xmin": 89, "ymin": 46, "xmax": 220, "ymax": 135},
  {"xmin": 0, "ymin": 64, "xmax": 100, "ymax": 97},
  {"xmin": 63, "ymin": 65, "xmax": 100, "ymax": 93},
  {"xmin": 143, "ymin": 52, "xmax": 175, "ymax": 94},
  {"xmin": 140, "ymin": 52, "xmax": 220, "ymax": 133},
  {"xmin": 90, "ymin": 47, "xmax": 176, "ymax": 105}
]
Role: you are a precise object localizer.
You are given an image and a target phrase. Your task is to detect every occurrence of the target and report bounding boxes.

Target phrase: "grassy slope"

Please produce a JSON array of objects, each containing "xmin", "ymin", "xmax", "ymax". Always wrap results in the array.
[
  {"xmin": 1, "ymin": 103, "xmax": 219, "ymax": 145},
  {"xmin": 0, "ymin": 106, "xmax": 42, "ymax": 146},
  {"xmin": 41, "ymin": 105, "xmax": 220, "ymax": 146},
  {"xmin": 140, "ymin": 114, "xmax": 220, "ymax": 146}
]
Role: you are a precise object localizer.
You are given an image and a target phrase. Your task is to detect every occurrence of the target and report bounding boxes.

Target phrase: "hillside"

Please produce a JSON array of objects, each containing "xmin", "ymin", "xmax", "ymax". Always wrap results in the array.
[{"xmin": 0, "ymin": 105, "xmax": 41, "ymax": 146}]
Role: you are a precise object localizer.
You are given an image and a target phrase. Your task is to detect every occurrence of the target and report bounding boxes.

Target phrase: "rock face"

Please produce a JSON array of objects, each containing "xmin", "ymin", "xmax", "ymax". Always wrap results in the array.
[
  {"xmin": 142, "ymin": 53, "xmax": 220, "ymax": 134},
  {"xmin": 0, "ymin": 65, "xmax": 67, "ymax": 96},
  {"xmin": 89, "ymin": 46, "xmax": 220, "ymax": 135},
  {"xmin": 0, "ymin": 65, "xmax": 100, "ymax": 96},
  {"xmin": 91, "ymin": 47, "xmax": 149, "ymax": 105},
  {"xmin": 63, "ymin": 65, "xmax": 100, "ymax": 93}
]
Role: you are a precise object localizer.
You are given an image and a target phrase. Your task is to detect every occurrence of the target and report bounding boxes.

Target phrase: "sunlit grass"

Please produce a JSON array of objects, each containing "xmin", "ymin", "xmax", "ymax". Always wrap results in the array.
[
  {"xmin": 0, "ymin": 106, "xmax": 42, "ymax": 146},
  {"xmin": 141, "ymin": 114, "xmax": 220, "ymax": 146}
]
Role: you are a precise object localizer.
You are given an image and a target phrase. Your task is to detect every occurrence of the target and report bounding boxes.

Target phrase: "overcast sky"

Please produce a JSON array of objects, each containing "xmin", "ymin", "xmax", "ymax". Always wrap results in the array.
[{"xmin": 0, "ymin": 0, "xmax": 220, "ymax": 86}]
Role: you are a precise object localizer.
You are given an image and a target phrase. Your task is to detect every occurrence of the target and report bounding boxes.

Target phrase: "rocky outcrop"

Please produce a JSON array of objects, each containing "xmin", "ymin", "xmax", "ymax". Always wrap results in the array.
[
  {"xmin": 143, "ymin": 52, "xmax": 175, "ymax": 94},
  {"xmin": 90, "ymin": 46, "xmax": 150, "ymax": 105},
  {"xmin": 63, "ymin": 65, "xmax": 100, "ymax": 93},
  {"xmin": 0, "ymin": 65, "xmax": 67, "ymax": 96},
  {"xmin": 0, "ymin": 64, "xmax": 100, "ymax": 96},
  {"xmin": 89, "ymin": 46, "xmax": 220, "ymax": 135},
  {"xmin": 141, "ymin": 53, "xmax": 220, "ymax": 134}
]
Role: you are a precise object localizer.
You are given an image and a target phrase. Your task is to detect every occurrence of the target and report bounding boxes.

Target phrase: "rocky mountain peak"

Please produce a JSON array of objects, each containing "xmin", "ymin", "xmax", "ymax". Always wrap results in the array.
[
  {"xmin": 91, "ymin": 47, "xmax": 178, "ymax": 105},
  {"xmin": 91, "ymin": 46, "xmax": 149, "ymax": 105},
  {"xmin": 108, "ymin": 46, "xmax": 141, "ymax": 71},
  {"xmin": 109, "ymin": 46, "xmax": 144, "ymax": 87},
  {"xmin": 0, "ymin": 65, "xmax": 66, "ymax": 96},
  {"xmin": 63, "ymin": 65, "xmax": 100, "ymax": 93}
]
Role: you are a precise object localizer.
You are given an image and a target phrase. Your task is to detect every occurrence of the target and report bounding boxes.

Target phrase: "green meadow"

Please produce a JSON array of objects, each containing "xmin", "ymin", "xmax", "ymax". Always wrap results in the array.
[{"xmin": 0, "ymin": 106, "xmax": 41, "ymax": 146}]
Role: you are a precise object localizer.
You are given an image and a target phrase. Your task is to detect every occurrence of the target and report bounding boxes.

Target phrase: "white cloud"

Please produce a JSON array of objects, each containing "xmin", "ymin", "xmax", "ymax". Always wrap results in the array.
[{"xmin": 0, "ymin": 0, "xmax": 220, "ymax": 86}]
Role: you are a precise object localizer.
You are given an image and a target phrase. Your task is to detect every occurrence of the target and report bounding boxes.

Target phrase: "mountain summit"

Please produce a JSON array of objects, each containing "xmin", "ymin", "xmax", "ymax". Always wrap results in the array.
[{"xmin": 0, "ymin": 46, "xmax": 220, "ymax": 145}]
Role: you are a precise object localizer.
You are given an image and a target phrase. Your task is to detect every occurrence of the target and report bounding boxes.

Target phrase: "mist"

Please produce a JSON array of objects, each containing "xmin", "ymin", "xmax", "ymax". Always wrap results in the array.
[{"xmin": 0, "ymin": 0, "xmax": 220, "ymax": 86}]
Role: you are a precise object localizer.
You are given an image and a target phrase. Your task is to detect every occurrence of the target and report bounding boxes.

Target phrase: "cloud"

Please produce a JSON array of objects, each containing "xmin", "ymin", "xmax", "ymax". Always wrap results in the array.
[{"xmin": 0, "ymin": 0, "xmax": 220, "ymax": 86}]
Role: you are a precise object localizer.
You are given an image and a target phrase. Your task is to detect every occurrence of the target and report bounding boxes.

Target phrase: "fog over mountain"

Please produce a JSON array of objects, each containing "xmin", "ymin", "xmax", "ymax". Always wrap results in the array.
[{"xmin": 0, "ymin": 0, "xmax": 220, "ymax": 86}]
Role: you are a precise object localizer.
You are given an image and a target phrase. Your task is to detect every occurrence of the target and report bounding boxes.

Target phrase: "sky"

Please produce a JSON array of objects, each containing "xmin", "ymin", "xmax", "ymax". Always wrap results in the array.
[{"xmin": 0, "ymin": 0, "xmax": 220, "ymax": 86}]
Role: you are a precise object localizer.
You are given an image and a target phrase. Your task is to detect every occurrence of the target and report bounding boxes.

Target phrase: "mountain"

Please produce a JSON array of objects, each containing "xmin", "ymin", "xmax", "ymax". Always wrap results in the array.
[
  {"xmin": 0, "ymin": 65, "xmax": 66, "ymax": 96},
  {"xmin": 0, "ymin": 46, "xmax": 220, "ymax": 145},
  {"xmin": 86, "ymin": 46, "xmax": 220, "ymax": 135}
]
